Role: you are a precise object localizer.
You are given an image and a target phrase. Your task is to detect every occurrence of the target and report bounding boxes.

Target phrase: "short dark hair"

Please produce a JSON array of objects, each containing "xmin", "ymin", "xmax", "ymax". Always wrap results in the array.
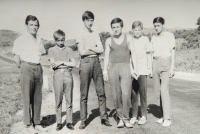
[
  {"xmin": 53, "ymin": 29, "xmax": 65, "ymax": 41},
  {"xmin": 110, "ymin": 18, "xmax": 123, "ymax": 28},
  {"xmin": 82, "ymin": 11, "xmax": 94, "ymax": 21},
  {"xmin": 25, "ymin": 15, "xmax": 40, "ymax": 27},
  {"xmin": 132, "ymin": 21, "xmax": 143, "ymax": 29},
  {"xmin": 153, "ymin": 17, "xmax": 165, "ymax": 25}
]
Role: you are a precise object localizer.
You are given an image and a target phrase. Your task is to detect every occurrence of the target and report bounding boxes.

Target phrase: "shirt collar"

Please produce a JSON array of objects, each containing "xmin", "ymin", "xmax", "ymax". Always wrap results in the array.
[
  {"xmin": 55, "ymin": 45, "xmax": 66, "ymax": 50},
  {"xmin": 83, "ymin": 26, "xmax": 94, "ymax": 33},
  {"xmin": 156, "ymin": 30, "xmax": 166, "ymax": 37}
]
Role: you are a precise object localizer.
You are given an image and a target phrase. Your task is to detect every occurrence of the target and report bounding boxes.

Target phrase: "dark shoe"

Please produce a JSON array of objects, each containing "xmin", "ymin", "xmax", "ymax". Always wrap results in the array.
[
  {"xmin": 101, "ymin": 119, "xmax": 112, "ymax": 126},
  {"xmin": 79, "ymin": 121, "xmax": 86, "ymax": 129},
  {"xmin": 66, "ymin": 123, "xmax": 74, "ymax": 130},
  {"xmin": 56, "ymin": 124, "xmax": 63, "ymax": 131}
]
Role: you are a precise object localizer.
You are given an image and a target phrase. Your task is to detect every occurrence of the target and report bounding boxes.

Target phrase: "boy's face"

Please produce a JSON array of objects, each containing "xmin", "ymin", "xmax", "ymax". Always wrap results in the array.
[
  {"xmin": 27, "ymin": 20, "xmax": 39, "ymax": 35},
  {"xmin": 56, "ymin": 36, "xmax": 65, "ymax": 48},
  {"xmin": 132, "ymin": 26, "xmax": 142, "ymax": 38},
  {"xmin": 111, "ymin": 23, "xmax": 122, "ymax": 36},
  {"xmin": 84, "ymin": 19, "xmax": 94, "ymax": 29},
  {"xmin": 154, "ymin": 22, "xmax": 164, "ymax": 34}
]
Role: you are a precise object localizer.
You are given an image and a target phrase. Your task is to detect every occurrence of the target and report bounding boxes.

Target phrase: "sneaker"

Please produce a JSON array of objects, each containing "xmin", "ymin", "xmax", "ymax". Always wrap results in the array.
[
  {"xmin": 130, "ymin": 117, "xmax": 138, "ymax": 125},
  {"xmin": 162, "ymin": 119, "xmax": 171, "ymax": 127},
  {"xmin": 124, "ymin": 122, "xmax": 133, "ymax": 128},
  {"xmin": 138, "ymin": 116, "xmax": 147, "ymax": 125},
  {"xmin": 156, "ymin": 118, "xmax": 163, "ymax": 124},
  {"xmin": 117, "ymin": 120, "xmax": 124, "ymax": 128},
  {"xmin": 26, "ymin": 126, "xmax": 38, "ymax": 134},
  {"xmin": 35, "ymin": 125, "xmax": 48, "ymax": 132}
]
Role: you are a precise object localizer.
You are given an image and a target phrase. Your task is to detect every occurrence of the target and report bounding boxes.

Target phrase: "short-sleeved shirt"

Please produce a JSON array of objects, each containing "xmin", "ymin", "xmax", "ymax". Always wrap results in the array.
[
  {"xmin": 76, "ymin": 27, "xmax": 102, "ymax": 56},
  {"xmin": 48, "ymin": 45, "xmax": 74, "ymax": 62},
  {"xmin": 151, "ymin": 31, "xmax": 175, "ymax": 58},
  {"xmin": 12, "ymin": 32, "xmax": 46, "ymax": 64},
  {"xmin": 133, "ymin": 36, "xmax": 152, "ymax": 75}
]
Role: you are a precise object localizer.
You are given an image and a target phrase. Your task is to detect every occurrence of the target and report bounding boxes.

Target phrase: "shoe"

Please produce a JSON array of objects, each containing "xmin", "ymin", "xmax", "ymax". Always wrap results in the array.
[
  {"xmin": 101, "ymin": 119, "xmax": 112, "ymax": 126},
  {"xmin": 162, "ymin": 119, "xmax": 171, "ymax": 127},
  {"xmin": 34, "ymin": 125, "xmax": 48, "ymax": 132},
  {"xmin": 79, "ymin": 121, "xmax": 86, "ymax": 129},
  {"xmin": 156, "ymin": 118, "xmax": 163, "ymax": 124},
  {"xmin": 117, "ymin": 120, "xmax": 124, "ymax": 128},
  {"xmin": 26, "ymin": 126, "xmax": 38, "ymax": 134},
  {"xmin": 138, "ymin": 116, "xmax": 147, "ymax": 125},
  {"xmin": 66, "ymin": 123, "xmax": 74, "ymax": 130},
  {"xmin": 56, "ymin": 124, "xmax": 63, "ymax": 131},
  {"xmin": 130, "ymin": 117, "xmax": 138, "ymax": 125},
  {"xmin": 124, "ymin": 122, "xmax": 133, "ymax": 128}
]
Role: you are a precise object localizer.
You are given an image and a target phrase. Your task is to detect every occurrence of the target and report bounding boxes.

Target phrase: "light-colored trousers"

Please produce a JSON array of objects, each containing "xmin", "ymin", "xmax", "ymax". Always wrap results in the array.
[{"xmin": 153, "ymin": 57, "xmax": 171, "ymax": 119}]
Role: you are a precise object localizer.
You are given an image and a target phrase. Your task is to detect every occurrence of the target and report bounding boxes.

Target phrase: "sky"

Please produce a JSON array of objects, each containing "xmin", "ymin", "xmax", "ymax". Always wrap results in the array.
[{"xmin": 0, "ymin": 0, "xmax": 200, "ymax": 40}]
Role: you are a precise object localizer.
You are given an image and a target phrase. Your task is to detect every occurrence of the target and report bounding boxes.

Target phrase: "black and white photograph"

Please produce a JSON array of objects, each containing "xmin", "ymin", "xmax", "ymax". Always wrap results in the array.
[{"xmin": 0, "ymin": 0, "xmax": 200, "ymax": 134}]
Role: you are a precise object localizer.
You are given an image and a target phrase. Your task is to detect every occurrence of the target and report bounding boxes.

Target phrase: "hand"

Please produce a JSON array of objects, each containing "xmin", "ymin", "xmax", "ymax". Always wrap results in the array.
[
  {"xmin": 103, "ymin": 70, "xmax": 109, "ymax": 83},
  {"xmin": 149, "ymin": 69, "xmax": 153, "ymax": 78},
  {"xmin": 131, "ymin": 69, "xmax": 139, "ymax": 80},
  {"xmin": 52, "ymin": 61, "xmax": 64, "ymax": 69},
  {"xmin": 169, "ymin": 68, "xmax": 175, "ymax": 78}
]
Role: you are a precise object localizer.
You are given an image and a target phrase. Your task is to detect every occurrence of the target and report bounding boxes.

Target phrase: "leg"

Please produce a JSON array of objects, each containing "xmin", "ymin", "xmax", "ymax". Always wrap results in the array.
[
  {"xmin": 79, "ymin": 58, "xmax": 92, "ymax": 121},
  {"xmin": 108, "ymin": 63, "xmax": 123, "ymax": 120},
  {"xmin": 20, "ymin": 62, "xmax": 34, "ymax": 125},
  {"xmin": 131, "ymin": 78, "xmax": 139, "ymax": 118},
  {"xmin": 119, "ymin": 63, "xmax": 132, "ymax": 123},
  {"xmin": 32, "ymin": 65, "xmax": 43, "ymax": 125},
  {"xmin": 63, "ymin": 72, "xmax": 73, "ymax": 124},
  {"xmin": 160, "ymin": 71, "xmax": 170, "ymax": 120},
  {"xmin": 138, "ymin": 75, "xmax": 147, "ymax": 117},
  {"xmin": 53, "ymin": 71, "xmax": 64, "ymax": 124},
  {"xmin": 93, "ymin": 59, "xmax": 108, "ymax": 120}
]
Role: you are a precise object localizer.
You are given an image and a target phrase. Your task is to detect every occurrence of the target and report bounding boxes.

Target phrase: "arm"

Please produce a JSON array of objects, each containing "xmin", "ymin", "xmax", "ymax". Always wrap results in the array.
[
  {"xmin": 63, "ymin": 58, "xmax": 76, "ymax": 68},
  {"xmin": 103, "ymin": 38, "xmax": 111, "ymax": 82},
  {"xmin": 128, "ymin": 35, "xmax": 139, "ymax": 79},
  {"xmin": 88, "ymin": 35, "xmax": 104, "ymax": 53},
  {"xmin": 169, "ymin": 33, "xmax": 176, "ymax": 78},
  {"xmin": 13, "ymin": 54, "xmax": 21, "ymax": 68},
  {"xmin": 77, "ymin": 37, "xmax": 96, "ymax": 56}
]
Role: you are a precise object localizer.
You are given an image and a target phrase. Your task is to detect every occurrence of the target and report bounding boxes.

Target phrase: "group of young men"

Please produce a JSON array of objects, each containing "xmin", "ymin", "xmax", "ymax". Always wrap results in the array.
[{"xmin": 12, "ymin": 10, "xmax": 175, "ymax": 133}]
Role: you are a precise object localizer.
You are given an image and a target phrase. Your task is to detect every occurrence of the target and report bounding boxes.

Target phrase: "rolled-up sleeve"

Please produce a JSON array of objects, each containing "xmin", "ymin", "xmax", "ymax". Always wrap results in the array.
[
  {"xmin": 12, "ymin": 37, "xmax": 22, "ymax": 56},
  {"xmin": 169, "ymin": 33, "xmax": 176, "ymax": 51}
]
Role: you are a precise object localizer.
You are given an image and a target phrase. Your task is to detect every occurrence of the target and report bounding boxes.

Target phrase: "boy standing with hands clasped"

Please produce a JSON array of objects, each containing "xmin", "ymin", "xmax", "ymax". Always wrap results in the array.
[{"xmin": 48, "ymin": 30, "xmax": 76, "ymax": 131}]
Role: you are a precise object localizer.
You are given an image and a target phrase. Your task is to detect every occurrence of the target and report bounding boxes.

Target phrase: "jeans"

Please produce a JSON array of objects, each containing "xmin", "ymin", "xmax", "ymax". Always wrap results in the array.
[
  {"xmin": 20, "ymin": 61, "xmax": 43, "ymax": 125},
  {"xmin": 53, "ymin": 69, "xmax": 73, "ymax": 124},
  {"xmin": 79, "ymin": 57, "xmax": 108, "ymax": 121},
  {"xmin": 131, "ymin": 75, "xmax": 147, "ymax": 118},
  {"xmin": 108, "ymin": 62, "xmax": 132, "ymax": 123},
  {"xmin": 153, "ymin": 57, "xmax": 171, "ymax": 119}
]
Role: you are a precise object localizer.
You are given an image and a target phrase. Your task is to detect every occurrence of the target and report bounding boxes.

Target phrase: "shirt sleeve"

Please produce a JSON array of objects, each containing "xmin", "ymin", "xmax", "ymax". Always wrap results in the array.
[
  {"xmin": 12, "ymin": 37, "xmax": 23, "ymax": 56},
  {"xmin": 38, "ymin": 38, "xmax": 46, "ymax": 54},
  {"xmin": 145, "ymin": 37, "xmax": 153, "ymax": 52},
  {"xmin": 96, "ymin": 33, "xmax": 103, "ymax": 47},
  {"xmin": 169, "ymin": 33, "xmax": 176, "ymax": 51}
]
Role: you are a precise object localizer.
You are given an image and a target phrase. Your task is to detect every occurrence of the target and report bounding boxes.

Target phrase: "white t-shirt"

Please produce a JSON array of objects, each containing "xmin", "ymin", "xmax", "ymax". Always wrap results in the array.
[
  {"xmin": 151, "ymin": 31, "xmax": 175, "ymax": 58},
  {"xmin": 12, "ymin": 32, "xmax": 45, "ymax": 64},
  {"xmin": 133, "ymin": 36, "xmax": 152, "ymax": 75}
]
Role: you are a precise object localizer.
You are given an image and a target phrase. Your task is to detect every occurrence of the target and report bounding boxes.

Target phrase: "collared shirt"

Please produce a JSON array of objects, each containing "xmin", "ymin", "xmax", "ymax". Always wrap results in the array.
[
  {"xmin": 76, "ymin": 26, "xmax": 102, "ymax": 56},
  {"xmin": 12, "ymin": 32, "xmax": 46, "ymax": 64},
  {"xmin": 151, "ymin": 31, "xmax": 175, "ymax": 58},
  {"xmin": 133, "ymin": 36, "xmax": 152, "ymax": 75},
  {"xmin": 48, "ymin": 45, "xmax": 74, "ymax": 62}
]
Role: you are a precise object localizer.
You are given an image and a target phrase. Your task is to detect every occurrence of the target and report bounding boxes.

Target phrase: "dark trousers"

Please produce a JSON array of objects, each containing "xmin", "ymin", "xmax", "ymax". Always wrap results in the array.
[
  {"xmin": 79, "ymin": 57, "xmax": 108, "ymax": 121},
  {"xmin": 53, "ymin": 69, "xmax": 73, "ymax": 124},
  {"xmin": 108, "ymin": 62, "xmax": 132, "ymax": 123},
  {"xmin": 20, "ymin": 62, "xmax": 43, "ymax": 125},
  {"xmin": 131, "ymin": 75, "xmax": 147, "ymax": 118}
]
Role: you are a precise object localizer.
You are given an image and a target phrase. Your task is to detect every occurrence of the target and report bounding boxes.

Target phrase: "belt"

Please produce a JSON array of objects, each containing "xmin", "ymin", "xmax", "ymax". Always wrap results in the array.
[
  {"xmin": 81, "ymin": 55, "xmax": 99, "ymax": 59},
  {"xmin": 21, "ymin": 60, "xmax": 40, "ymax": 65},
  {"xmin": 153, "ymin": 56, "xmax": 170, "ymax": 60},
  {"xmin": 54, "ymin": 68, "xmax": 72, "ymax": 72}
]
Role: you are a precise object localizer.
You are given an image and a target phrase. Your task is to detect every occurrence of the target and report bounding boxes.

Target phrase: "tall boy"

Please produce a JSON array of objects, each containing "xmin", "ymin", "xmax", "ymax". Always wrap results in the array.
[
  {"xmin": 77, "ymin": 11, "xmax": 111, "ymax": 129},
  {"xmin": 48, "ymin": 30, "xmax": 76, "ymax": 131}
]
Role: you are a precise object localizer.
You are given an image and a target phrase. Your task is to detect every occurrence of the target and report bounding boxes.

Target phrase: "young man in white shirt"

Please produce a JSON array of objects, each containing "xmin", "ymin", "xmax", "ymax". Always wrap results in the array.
[
  {"xmin": 151, "ymin": 17, "xmax": 175, "ymax": 127},
  {"xmin": 12, "ymin": 15, "xmax": 47, "ymax": 133}
]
